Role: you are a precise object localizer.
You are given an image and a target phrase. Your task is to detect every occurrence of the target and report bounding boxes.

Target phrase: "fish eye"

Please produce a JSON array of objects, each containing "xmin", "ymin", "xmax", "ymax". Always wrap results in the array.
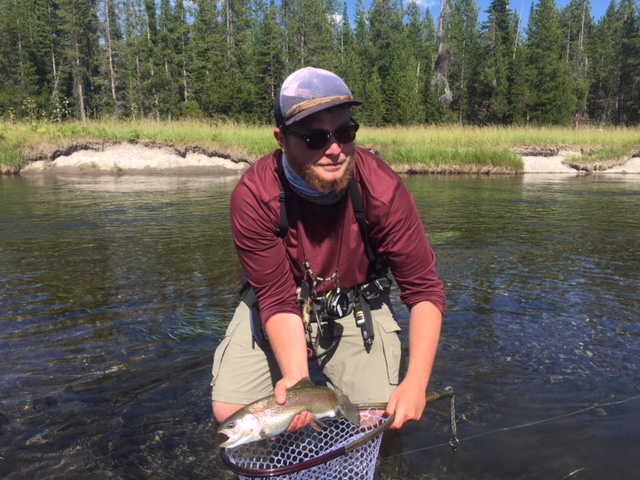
[{"xmin": 227, "ymin": 421, "xmax": 236, "ymax": 429}]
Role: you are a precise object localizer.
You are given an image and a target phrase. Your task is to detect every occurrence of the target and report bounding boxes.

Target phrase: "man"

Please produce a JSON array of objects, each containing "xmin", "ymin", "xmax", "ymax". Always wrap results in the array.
[{"xmin": 211, "ymin": 67, "xmax": 445, "ymax": 431}]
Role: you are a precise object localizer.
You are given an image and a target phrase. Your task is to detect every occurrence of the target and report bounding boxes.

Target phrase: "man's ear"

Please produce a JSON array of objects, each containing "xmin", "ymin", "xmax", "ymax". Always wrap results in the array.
[{"xmin": 274, "ymin": 128, "xmax": 286, "ymax": 152}]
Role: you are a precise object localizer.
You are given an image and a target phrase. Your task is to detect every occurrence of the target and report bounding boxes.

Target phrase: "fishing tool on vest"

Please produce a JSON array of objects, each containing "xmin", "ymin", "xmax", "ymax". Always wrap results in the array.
[{"xmin": 353, "ymin": 294, "xmax": 374, "ymax": 352}]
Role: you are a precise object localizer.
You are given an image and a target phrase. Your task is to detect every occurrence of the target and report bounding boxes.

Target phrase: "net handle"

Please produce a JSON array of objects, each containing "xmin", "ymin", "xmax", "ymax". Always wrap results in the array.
[
  {"xmin": 219, "ymin": 388, "xmax": 455, "ymax": 478},
  {"xmin": 349, "ymin": 387, "xmax": 456, "ymax": 454}
]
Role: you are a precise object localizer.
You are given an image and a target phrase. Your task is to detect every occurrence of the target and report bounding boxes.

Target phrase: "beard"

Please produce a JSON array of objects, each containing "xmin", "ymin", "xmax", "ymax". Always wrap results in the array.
[{"xmin": 287, "ymin": 152, "xmax": 355, "ymax": 194}]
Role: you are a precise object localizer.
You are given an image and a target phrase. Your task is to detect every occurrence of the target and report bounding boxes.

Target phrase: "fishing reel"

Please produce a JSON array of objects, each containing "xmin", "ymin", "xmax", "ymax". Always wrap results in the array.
[{"xmin": 316, "ymin": 290, "xmax": 352, "ymax": 319}]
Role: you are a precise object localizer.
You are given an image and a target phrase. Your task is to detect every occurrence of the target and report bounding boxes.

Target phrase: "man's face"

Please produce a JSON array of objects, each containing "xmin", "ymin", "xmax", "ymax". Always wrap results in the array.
[{"xmin": 274, "ymin": 107, "xmax": 356, "ymax": 193}]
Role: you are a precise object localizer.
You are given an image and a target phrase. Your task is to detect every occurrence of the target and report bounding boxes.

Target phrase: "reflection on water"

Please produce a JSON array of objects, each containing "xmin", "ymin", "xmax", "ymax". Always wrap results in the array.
[{"xmin": 1, "ymin": 173, "xmax": 639, "ymax": 479}]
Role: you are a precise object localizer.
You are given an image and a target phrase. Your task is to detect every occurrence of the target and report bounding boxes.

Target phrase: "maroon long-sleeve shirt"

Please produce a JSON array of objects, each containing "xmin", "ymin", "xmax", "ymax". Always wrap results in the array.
[{"xmin": 230, "ymin": 147, "xmax": 445, "ymax": 326}]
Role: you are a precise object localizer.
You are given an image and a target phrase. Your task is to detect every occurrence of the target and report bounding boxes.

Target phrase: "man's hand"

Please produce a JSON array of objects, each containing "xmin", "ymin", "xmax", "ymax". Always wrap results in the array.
[
  {"xmin": 274, "ymin": 376, "xmax": 313, "ymax": 432},
  {"xmin": 385, "ymin": 380, "xmax": 427, "ymax": 429},
  {"xmin": 386, "ymin": 301, "xmax": 442, "ymax": 430}
]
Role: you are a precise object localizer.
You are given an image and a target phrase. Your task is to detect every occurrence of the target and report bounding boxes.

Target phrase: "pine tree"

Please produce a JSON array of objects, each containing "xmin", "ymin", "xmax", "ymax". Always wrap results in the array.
[
  {"xmin": 523, "ymin": 0, "xmax": 576, "ymax": 125},
  {"xmin": 404, "ymin": 1, "xmax": 430, "ymax": 124},
  {"xmin": 434, "ymin": 0, "xmax": 455, "ymax": 119},
  {"xmin": 121, "ymin": 0, "xmax": 148, "ymax": 118},
  {"xmin": 334, "ymin": 1, "xmax": 359, "ymax": 93},
  {"xmin": 174, "ymin": 0, "xmax": 191, "ymax": 106},
  {"xmin": 421, "ymin": 8, "xmax": 442, "ymax": 123},
  {"xmin": 0, "ymin": 0, "xmax": 60, "ymax": 119},
  {"xmin": 390, "ymin": 1, "xmax": 426, "ymax": 125},
  {"xmin": 367, "ymin": 0, "xmax": 407, "ymax": 123},
  {"xmin": 351, "ymin": 0, "xmax": 374, "ymax": 109},
  {"xmin": 588, "ymin": 0, "xmax": 621, "ymax": 124},
  {"xmin": 216, "ymin": 0, "xmax": 257, "ymax": 121},
  {"xmin": 99, "ymin": 0, "xmax": 125, "ymax": 117},
  {"xmin": 252, "ymin": 0, "xmax": 285, "ymax": 123},
  {"xmin": 281, "ymin": 0, "xmax": 338, "ymax": 71},
  {"xmin": 509, "ymin": 34, "xmax": 528, "ymax": 124},
  {"xmin": 27, "ymin": 0, "xmax": 64, "ymax": 116},
  {"xmin": 0, "ymin": 0, "xmax": 31, "ymax": 118},
  {"xmin": 141, "ymin": 0, "xmax": 163, "ymax": 119},
  {"xmin": 447, "ymin": 0, "xmax": 481, "ymax": 124},
  {"xmin": 58, "ymin": 0, "xmax": 102, "ymax": 120},
  {"xmin": 617, "ymin": 0, "xmax": 640, "ymax": 124},
  {"xmin": 362, "ymin": 67, "xmax": 386, "ymax": 125},
  {"xmin": 475, "ymin": 0, "xmax": 517, "ymax": 124},
  {"xmin": 189, "ymin": 0, "xmax": 224, "ymax": 118},
  {"xmin": 560, "ymin": 0, "xmax": 594, "ymax": 125},
  {"xmin": 154, "ymin": 0, "xmax": 181, "ymax": 119}
]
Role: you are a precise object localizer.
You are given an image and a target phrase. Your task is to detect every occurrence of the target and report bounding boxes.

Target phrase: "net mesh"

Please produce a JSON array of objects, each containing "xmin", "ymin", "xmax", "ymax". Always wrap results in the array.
[{"xmin": 223, "ymin": 408, "xmax": 388, "ymax": 480}]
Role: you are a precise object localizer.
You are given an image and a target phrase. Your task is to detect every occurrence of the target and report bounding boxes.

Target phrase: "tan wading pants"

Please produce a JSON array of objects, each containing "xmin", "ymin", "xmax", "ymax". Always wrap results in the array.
[{"xmin": 210, "ymin": 289, "xmax": 402, "ymax": 406}]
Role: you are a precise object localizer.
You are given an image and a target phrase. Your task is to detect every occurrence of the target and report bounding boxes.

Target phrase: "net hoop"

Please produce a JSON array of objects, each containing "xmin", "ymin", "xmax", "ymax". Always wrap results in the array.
[
  {"xmin": 220, "ymin": 407, "xmax": 391, "ymax": 479},
  {"xmin": 219, "ymin": 389, "xmax": 455, "ymax": 479}
]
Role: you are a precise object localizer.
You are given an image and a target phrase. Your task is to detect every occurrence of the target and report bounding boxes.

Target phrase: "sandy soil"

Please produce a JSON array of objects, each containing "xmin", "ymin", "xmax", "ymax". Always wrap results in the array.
[
  {"xmin": 19, "ymin": 143, "xmax": 248, "ymax": 176},
  {"xmin": 599, "ymin": 157, "xmax": 640, "ymax": 173},
  {"xmin": 522, "ymin": 155, "xmax": 578, "ymax": 173},
  {"xmin": 16, "ymin": 143, "xmax": 640, "ymax": 175},
  {"xmin": 523, "ymin": 154, "xmax": 640, "ymax": 174}
]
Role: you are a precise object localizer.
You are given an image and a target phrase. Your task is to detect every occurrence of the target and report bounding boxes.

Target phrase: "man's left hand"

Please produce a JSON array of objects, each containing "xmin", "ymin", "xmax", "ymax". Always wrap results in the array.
[{"xmin": 385, "ymin": 380, "xmax": 427, "ymax": 429}]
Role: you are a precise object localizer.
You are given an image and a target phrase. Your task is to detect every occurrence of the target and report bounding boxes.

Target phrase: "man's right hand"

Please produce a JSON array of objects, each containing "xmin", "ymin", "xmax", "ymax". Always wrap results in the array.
[{"xmin": 274, "ymin": 376, "xmax": 313, "ymax": 432}]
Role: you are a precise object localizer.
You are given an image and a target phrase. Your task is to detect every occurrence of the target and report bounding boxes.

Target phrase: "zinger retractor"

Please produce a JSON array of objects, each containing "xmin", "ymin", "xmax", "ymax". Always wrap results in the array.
[{"xmin": 354, "ymin": 294, "xmax": 374, "ymax": 352}]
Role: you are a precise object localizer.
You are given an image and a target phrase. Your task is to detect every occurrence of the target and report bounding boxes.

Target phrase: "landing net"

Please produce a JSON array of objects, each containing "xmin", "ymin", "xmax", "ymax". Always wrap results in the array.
[
  {"xmin": 220, "ymin": 388, "xmax": 457, "ymax": 479},
  {"xmin": 220, "ymin": 408, "xmax": 388, "ymax": 479}
]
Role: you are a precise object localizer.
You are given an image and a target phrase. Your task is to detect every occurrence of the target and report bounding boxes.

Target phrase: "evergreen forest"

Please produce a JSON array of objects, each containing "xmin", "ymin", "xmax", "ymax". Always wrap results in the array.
[{"xmin": 1, "ymin": 0, "xmax": 639, "ymax": 127}]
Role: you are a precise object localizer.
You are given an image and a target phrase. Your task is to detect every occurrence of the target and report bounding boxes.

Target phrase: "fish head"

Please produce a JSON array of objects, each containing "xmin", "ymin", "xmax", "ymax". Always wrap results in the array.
[{"xmin": 217, "ymin": 412, "xmax": 264, "ymax": 449}]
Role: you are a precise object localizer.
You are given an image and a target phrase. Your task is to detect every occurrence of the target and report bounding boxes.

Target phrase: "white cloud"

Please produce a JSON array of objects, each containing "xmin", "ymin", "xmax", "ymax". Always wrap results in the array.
[
  {"xmin": 328, "ymin": 12, "xmax": 343, "ymax": 26},
  {"xmin": 409, "ymin": 0, "xmax": 438, "ymax": 10}
]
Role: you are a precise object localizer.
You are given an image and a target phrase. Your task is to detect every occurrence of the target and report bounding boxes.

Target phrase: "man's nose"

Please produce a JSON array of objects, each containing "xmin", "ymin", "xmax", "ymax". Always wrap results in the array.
[{"xmin": 325, "ymin": 134, "xmax": 342, "ymax": 154}]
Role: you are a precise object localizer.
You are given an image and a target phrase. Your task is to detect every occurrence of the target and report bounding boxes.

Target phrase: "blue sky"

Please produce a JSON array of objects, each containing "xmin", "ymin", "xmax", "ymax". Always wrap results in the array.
[{"xmin": 348, "ymin": 0, "xmax": 610, "ymax": 28}]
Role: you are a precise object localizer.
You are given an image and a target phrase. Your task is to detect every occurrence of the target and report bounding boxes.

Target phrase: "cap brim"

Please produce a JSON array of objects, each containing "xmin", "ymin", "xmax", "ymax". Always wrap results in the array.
[{"xmin": 284, "ymin": 99, "xmax": 363, "ymax": 126}]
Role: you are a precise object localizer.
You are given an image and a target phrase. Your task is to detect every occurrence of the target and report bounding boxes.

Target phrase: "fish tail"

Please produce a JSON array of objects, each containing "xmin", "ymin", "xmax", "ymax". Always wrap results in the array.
[{"xmin": 339, "ymin": 394, "xmax": 361, "ymax": 427}]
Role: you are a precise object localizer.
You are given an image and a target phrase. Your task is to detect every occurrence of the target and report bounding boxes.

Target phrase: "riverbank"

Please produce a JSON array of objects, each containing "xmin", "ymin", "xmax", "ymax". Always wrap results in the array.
[
  {"xmin": 2, "ymin": 121, "xmax": 639, "ymax": 175},
  {"xmin": 17, "ymin": 143, "xmax": 247, "ymax": 176},
  {"xmin": 12, "ymin": 141, "xmax": 640, "ymax": 176}
]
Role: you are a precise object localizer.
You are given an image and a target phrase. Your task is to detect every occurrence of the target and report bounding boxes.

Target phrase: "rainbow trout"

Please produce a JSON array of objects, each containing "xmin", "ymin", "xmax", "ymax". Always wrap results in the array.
[{"xmin": 217, "ymin": 379, "xmax": 361, "ymax": 448}]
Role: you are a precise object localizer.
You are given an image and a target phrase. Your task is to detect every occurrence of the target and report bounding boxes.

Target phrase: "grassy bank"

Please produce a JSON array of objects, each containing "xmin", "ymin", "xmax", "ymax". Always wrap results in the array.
[{"xmin": 1, "ymin": 120, "xmax": 639, "ymax": 174}]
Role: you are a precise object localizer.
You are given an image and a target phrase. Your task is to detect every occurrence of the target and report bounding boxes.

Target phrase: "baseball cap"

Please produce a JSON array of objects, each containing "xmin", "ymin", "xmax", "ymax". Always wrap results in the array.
[{"xmin": 274, "ymin": 67, "xmax": 362, "ymax": 127}]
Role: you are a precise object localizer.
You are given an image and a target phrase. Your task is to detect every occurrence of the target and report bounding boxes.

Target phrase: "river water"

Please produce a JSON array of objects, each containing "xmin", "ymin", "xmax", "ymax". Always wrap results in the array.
[{"xmin": 1, "ymin": 173, "xmax": 639, "ymax": 480}]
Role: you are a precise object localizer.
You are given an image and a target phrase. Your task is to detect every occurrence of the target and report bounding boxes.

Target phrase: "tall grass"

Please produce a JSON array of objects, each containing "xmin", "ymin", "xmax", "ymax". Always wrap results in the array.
[
  {"xmin": 8, "ymin": 119, "xmax": 276, "ymax": 155},
  {"xmin": 1, "ymin": 119, "xmax": 639, "ymax": 173},
  {"xmin": 359, "ymin": 124, "xmax": 639, "ymax": 170}
]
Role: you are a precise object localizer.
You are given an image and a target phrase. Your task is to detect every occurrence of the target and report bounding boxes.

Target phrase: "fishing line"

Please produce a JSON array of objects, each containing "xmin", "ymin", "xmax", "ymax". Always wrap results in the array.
[{"xmin": 387, "ymin": 391, "xmax": 640, "ymax": 459}]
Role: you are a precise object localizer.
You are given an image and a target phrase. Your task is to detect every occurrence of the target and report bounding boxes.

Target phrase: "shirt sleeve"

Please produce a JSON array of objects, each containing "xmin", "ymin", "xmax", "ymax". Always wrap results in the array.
[
  {"xmin": 229, "ymin": 165, "xmax": 301, "ymax": 325},
  {"xmin": 376, "ymin": 179, "xmax": 446, "ymax": 314}
]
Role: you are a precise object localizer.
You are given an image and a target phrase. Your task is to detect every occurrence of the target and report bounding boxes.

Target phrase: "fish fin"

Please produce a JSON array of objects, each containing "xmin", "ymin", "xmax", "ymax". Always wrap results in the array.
[
  {"xmin": 339, "ymin": 395, "xmax": 361, "ymax": 427},
  {"xmin": 291, "ymin": 378, "xmax": 315, "ymax": 388},
  {"xmin": 310, "ymin": 418, "xmax": 326, "ymax": 432},
  {"xmin": 333, "ymin": 385, "xmax": 345, "ymax": 396}
]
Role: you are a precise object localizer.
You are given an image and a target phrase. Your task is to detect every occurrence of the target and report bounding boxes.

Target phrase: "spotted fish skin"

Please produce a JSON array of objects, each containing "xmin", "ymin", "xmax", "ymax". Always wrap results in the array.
[{"xmin": 217, "ymin": 379, "xmax": 360, "ymax": 448}]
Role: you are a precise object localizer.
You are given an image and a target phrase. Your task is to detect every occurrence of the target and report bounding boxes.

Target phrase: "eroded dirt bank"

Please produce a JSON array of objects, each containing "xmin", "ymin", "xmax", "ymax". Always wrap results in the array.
[{"xmin": 8, "ymin": 142, "xmax": 640, "ymax": 176}]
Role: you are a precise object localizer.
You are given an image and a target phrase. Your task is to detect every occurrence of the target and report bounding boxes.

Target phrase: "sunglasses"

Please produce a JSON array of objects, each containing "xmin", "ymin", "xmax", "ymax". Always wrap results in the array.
[{"xmin": 285, "ymin": 120, "xmax": 360, "ymax": 150}]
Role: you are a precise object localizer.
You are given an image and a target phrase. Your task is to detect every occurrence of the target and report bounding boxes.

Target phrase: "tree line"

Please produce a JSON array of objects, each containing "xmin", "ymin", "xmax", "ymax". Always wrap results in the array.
[{"xmin": 0, "ymin": 0, "xmax": 639, "ymax": 126}]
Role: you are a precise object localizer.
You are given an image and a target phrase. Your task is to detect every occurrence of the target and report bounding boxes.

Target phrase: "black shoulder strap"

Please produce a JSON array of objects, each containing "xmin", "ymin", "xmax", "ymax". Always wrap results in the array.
[
  {"xmin": 349, "ymin": 176, "xmax": 376, "ymax": 263},
  {"xmin": 277, "ymin": 158, "xmax": 292, "ymax": 238}
]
